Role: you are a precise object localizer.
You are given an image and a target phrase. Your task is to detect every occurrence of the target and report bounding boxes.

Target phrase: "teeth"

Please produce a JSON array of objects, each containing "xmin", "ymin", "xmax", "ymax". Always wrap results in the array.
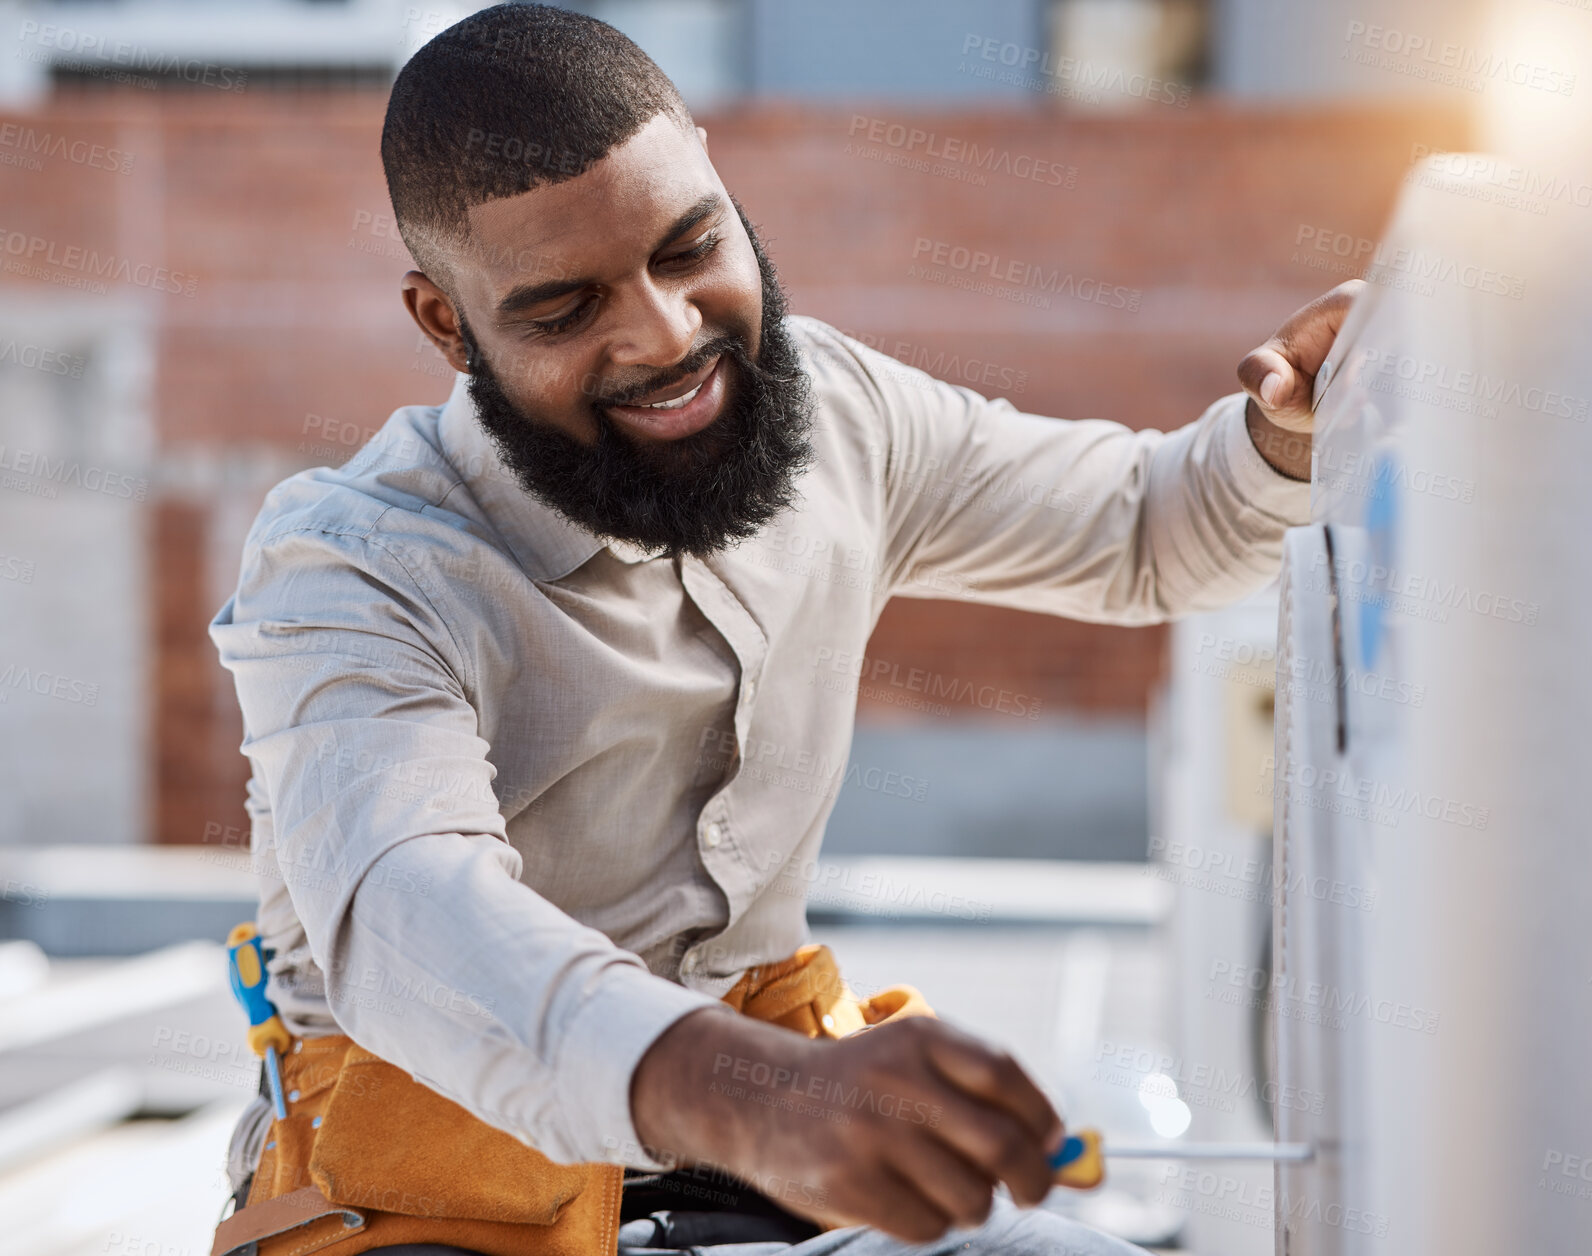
[{"xmin": 641, "ymin": 381, "xmax": 702, "ymax": 410}]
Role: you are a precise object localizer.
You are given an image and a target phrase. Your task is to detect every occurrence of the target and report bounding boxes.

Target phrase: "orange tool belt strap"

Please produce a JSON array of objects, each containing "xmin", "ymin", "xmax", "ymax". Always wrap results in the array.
[{"xmin": 210, "ymin": 943, "xmax": 932, "ymax": 1256}]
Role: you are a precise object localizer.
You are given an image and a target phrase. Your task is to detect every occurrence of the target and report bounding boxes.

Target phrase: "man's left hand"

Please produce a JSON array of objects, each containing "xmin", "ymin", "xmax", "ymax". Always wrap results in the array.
[{"xmin": 1237, "ymin": 278, "xmax": 1365, "ymax": 481}]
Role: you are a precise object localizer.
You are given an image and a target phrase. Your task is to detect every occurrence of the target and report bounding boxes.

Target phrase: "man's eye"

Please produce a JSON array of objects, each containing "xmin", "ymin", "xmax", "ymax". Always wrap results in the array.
[
  {"xmin": 528, "ymin": 294, "xmax": 597, "ymax": 336},
  {"xmin": 523, "ymin": 234, "xmax": 718, "ymax": 336},
  {"xmin": 663, "ymin": 230, "xmax": 721, "ymax": 268}
]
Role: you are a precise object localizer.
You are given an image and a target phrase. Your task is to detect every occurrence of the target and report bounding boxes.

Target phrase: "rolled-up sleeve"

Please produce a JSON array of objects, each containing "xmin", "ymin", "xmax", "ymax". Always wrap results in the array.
[
  {"xmin": 208, "ymin": 519, "xmax": 724, "ymax": 1167},
  {"xmin": 831, "ymin": 329, "xmax": 1311, "ymax": 623}
]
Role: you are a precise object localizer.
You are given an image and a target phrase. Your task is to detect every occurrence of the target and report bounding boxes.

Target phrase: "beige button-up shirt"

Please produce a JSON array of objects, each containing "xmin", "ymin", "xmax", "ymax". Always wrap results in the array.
[{"xmin": 209, "ymin": 315, "xmax": 1308, "ymax": 1168}]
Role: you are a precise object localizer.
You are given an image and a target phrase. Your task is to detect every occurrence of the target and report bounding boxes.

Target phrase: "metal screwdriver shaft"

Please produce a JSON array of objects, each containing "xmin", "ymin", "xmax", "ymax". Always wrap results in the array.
[
  {"xmin": 1104, "ymin": 1141, "xmax": 1314, "ymax": 1162},
  {"xmin": 1051, "ymin": 1128, "xmax": 1315, "ymax": 1189}
]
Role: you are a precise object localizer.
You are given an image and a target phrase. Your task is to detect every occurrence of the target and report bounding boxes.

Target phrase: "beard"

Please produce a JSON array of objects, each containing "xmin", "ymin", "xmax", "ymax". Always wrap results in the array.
[{"xmin": 458, "ymin": 200, "xmax": 815, "ymax": 559}]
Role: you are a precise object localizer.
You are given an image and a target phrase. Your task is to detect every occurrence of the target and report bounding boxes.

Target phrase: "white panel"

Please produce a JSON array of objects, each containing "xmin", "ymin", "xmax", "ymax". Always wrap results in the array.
[
  {"xmin": 1275, "ymin": 155, "xmax": 1592, "ymax": 1254},
  {"xmin": 1273, "ymin": 524, "xmax": 1392, "ymax": 1255},
  {"xmin": 1161, "ymin": 598, "xmax": 1279, "ymax": 1256}
]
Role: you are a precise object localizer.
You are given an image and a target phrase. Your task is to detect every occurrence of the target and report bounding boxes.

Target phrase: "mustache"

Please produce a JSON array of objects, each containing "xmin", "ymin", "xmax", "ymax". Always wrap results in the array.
[{"xmin": 589, "ymin": 334, "xmax": 740, "ymax": 409}]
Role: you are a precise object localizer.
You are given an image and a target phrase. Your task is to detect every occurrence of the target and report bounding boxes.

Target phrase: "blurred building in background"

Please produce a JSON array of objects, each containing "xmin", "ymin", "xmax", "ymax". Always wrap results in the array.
[{"xmin": 0, "ymin": 0, "xmax": 1475, "ymax": 863}]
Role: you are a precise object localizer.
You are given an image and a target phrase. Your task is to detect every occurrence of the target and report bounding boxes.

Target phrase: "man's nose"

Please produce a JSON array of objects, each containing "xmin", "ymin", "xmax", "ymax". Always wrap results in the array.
[{"xmin": 605, "ymin": 275, "xmax": 703, "ymax": 372}]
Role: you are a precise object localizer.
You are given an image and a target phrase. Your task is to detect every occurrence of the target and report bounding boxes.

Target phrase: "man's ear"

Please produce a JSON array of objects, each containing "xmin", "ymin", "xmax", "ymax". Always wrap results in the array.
[
  {"xmin": 696, "ymin": 125, "xmax": 709, "ymax": 155},
  {"xmin": 401, "ymin": 271, "xmax": 472, "ymax": 375}
]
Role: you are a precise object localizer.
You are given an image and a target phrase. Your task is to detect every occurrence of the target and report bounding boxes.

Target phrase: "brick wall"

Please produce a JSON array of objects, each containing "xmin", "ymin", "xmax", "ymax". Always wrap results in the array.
[{"xmin": 0, "ymin": 90, "xmax": 1470, "ymax": 842}]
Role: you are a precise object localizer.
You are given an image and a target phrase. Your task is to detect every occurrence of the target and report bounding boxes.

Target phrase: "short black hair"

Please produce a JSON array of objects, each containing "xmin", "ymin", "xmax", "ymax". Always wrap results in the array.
[{"xmin": 381, "ymin": 3, "xmax": 691, "ymax": 287}]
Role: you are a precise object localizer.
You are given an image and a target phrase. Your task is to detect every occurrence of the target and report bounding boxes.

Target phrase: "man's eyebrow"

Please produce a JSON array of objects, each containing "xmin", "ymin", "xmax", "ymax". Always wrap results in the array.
[
  {"xmin": 493, "ymin": 192, "xmax": 726, "ymax": 321},
  {"xmin": 654, "ymin": 192, "xmax": 724, "ymax": 255}
]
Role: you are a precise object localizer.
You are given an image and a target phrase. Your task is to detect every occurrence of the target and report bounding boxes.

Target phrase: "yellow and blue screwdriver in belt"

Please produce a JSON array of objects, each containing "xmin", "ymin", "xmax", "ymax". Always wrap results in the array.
[
  {"xmin": 1051, "ymin": 1128, "xmax": 1313, "ymax": 1189},
  {"xmin": 226, "ymin": 922, "xmax": 291, "ymax": 1121}
]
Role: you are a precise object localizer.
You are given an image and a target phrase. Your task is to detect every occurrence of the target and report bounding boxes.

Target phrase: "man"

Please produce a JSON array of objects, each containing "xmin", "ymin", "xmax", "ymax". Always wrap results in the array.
[{"xmin": 208, "ymin": 5, "xmax": 1354, "ymax": 1254}]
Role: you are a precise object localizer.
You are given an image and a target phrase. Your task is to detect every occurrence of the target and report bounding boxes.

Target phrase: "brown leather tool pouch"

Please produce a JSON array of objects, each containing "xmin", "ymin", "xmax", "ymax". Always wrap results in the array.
[{"xmin": 211, "ymin": 1034, "xmax": 621, "ymax": 1256}]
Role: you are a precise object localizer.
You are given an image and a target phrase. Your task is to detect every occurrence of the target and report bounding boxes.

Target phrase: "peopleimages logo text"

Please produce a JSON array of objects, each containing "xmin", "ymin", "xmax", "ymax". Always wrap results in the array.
[
  {"xmin": 0, "ymin": 228, "xmax": 197, "ymax": 295},
  {"xmin": 911, "ymin": 237, "xmax": 1141, "ymax": 309}
]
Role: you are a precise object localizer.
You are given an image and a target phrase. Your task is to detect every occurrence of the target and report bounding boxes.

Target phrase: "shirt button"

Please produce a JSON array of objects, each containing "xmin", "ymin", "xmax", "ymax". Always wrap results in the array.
[{"xmin": 704, "ymin": 822, "xmax": 724, "ymax": 849}]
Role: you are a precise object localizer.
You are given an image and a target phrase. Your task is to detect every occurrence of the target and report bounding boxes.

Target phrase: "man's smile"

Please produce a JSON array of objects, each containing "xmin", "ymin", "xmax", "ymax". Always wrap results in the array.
[{"xmin": 604, "ymin": 352, "xmax": 728, "ymax": 441}]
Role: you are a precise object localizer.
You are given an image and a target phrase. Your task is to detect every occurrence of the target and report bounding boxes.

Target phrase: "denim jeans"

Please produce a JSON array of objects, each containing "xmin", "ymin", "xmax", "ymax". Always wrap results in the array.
[{"xmin": 361, "ymin": 1195, "xmax": 1150, "ymax": 1255}]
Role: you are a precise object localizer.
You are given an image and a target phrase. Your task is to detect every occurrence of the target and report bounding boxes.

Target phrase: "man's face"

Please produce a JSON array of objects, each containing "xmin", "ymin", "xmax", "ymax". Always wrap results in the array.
[{"xmin": 413, "ymin": 111, "xmax": 813, "ymax": 556}]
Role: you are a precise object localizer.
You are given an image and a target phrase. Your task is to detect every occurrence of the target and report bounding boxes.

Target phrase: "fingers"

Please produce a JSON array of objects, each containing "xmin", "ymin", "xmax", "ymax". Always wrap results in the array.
[
  {"xmin": 729, "ymin": 1019, "xmax": 1065, "ymax": 1240},
  {"xmin": 1237, "ymin": 345, "xmax": 1299, "ymax": 411},
  {"xmin": 922, "ymin": 1022, "xmax": 1063, "ymax": 1149},
  {"xmin": 1237, "ymin": 279, "xmax": 1365, "ymax": 428},
  {"xmin": 861, "ymin": 1162, "xmax": 955, "ymax": 1245},
  {"xmin": 1270, "ymin": 278, "xmax": 1363, "ymax": 372},
  {"xmin": 926, "ymin": 1088, "xmax": 1057, "ymax": 1207},
  {"xmin": 886, "ymin": 1134, "xmax": 998, "ymax": 1232}
]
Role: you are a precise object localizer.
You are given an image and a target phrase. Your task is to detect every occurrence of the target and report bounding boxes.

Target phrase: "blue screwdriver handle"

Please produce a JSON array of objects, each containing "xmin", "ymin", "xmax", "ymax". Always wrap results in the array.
[{"xmin": 226, "ymin": 922, "xmax": 291, "ymax": 1120}]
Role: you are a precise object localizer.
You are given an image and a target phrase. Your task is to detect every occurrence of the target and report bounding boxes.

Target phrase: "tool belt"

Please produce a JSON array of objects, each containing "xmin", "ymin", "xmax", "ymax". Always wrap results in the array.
[{"xmin": 210, "ymin": 944, "xmax": 932, "ymax": 1256}]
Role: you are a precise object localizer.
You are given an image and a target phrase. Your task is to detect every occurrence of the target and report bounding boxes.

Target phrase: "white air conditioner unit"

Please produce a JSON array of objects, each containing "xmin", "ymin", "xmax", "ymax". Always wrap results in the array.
[{"xmin": 1271, "ymin": 156, "xmax": 1592, "ymax": 1255}]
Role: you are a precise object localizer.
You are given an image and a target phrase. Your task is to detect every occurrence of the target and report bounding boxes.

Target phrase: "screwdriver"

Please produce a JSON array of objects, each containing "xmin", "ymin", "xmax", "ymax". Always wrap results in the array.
[
  {"xmin": 226, "ymin": 922, "xmax": 291, "ymax": 1121},
  {"xmin": 1051, "ymin": 1129, "xmax": 1314, "ymax": 1189}
]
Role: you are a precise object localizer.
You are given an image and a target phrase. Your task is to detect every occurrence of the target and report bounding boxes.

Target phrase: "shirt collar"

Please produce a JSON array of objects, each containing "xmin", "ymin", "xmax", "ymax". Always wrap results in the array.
[{"xmin": 434, "ymin": 371, "xmax": 657, "ymax": 581}]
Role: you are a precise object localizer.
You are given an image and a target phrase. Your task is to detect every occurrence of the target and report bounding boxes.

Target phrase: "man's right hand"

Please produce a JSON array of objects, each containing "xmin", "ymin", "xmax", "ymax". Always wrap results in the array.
[{"xmin": 629, "ymin": 1005, "xmax": 1065, "ymax": 1243}]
